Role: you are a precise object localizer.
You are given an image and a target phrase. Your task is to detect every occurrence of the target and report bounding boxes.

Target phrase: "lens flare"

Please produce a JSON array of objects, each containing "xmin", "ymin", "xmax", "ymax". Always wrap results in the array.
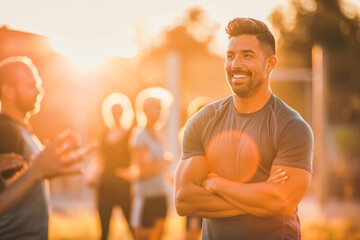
[{"xmin": 206, "ymin": 130, "xmax": 260, "ymax": 182}]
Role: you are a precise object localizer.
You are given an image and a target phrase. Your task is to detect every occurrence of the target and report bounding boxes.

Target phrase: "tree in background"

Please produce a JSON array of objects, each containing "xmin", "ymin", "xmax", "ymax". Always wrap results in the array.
[
  {"xmin": 269, "ymin": 0, "xmax": 360, "ymax": 200},
  {"xmin": 269, "ymin": 0, "xmax": 360, "ymax": 124}
]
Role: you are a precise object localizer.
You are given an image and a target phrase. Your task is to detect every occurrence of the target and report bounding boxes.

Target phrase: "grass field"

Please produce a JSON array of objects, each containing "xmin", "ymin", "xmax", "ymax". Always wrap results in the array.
[
  {"xmin": 49, "ymin": 208, "xmax": 184, "ymax": 240},
  {"xmin": 48, "ymin": 206, "xmax": 360, "ymax": 240}
]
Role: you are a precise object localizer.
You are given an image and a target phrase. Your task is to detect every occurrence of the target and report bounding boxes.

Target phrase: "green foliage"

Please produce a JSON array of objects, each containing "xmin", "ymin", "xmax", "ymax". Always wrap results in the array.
[
  {"xmin": 269, "ymin": 0, "xmax": 360, "ymax": 124},
  {"xmin": 333, "ymin": 125, "xmax": 360, "ymax": 159}
]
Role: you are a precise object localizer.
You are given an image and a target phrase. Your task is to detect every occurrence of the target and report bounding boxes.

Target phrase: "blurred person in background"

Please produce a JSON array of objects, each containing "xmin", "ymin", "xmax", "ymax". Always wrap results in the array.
[
  {"xmin": 174, "ymin": 18, "xmax": 313, "ymax": 240},
  {"xmin": 0, "ymin": 56, "xmax": 95, "ymax": 239},
  {"xmin": 178, "ymin": 96, "xmax": 215, "ymax": 240},
  {"xmin": 86, "ymin": 92, "xmax": 134, "ymax": 240},
  {"xmin": 118, "ymin": 87, "xmax": 173, "ymax": 240}
]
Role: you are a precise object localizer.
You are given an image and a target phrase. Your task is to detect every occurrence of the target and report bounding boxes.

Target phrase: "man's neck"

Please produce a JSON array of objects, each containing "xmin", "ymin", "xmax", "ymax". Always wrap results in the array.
[
  {"xmin": 0, "ymin": 104, "xmax": 28, "ymax": 125},
  {"xmin": 233, "ymin": 88, "xmax": 272, "ymax": 114}
]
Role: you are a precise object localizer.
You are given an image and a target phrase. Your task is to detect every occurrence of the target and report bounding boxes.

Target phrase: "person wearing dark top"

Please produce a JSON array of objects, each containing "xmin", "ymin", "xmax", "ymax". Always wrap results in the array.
[
  {"xmin": 93, "ymin": 93, "xmax": 134, "ymax": 240},
  {"xmin": 174, "ymin": 18, "xmax": 313, "ymax": 240},
  {"xmin": 0, "ymin": 56, "xmax": 94, "ymax": 239}
]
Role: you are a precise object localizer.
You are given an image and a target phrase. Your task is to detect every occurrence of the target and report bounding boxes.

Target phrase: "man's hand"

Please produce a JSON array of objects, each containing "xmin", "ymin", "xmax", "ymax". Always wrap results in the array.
[
  {"xmin": 266, "ymin": 168, "xmax": 288, "ymax": 183},
  {"xmin": 0, "ymin": 153, "xmax": 24, "ymax": 173},
  {"xmin": 29, "ymin": 130, "xmax": 98, "ymax": 180}
]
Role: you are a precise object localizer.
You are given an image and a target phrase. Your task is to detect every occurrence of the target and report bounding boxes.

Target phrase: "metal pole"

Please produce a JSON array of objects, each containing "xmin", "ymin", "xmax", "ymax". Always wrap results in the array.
[
  {"xmin": 312, "ymin": 44, "xmax": 327, "ymax": 205},
  {"xmin": 165, "ymin": 51, "xmax": 180, "ymax": 170}
]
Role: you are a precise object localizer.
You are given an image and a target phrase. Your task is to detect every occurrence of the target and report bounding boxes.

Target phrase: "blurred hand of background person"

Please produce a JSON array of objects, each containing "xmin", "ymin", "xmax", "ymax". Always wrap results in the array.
[
  {"xmin": 0, "ymin": 153, "xmax": 24, "ymax": 173},
  {"xmin": 115, "ymin": 164, "xmax": 140, "ymax": 181},
  {"xmin": 0, "ymin": 130, "xmax": 97, "ymax": 216},
  {"xmin": 116, "ymin": 151, "xmax": 172, "ymax": 182},
  {"xmin": 29, "ymin": 130, "xmax": 98, "ymax": 181}
]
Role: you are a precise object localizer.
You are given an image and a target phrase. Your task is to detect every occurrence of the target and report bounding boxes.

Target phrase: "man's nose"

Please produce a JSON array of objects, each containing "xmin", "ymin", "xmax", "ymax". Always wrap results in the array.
[{"xmin": 232, "ymin": 56, "xmax": 244, "ymax": 68}]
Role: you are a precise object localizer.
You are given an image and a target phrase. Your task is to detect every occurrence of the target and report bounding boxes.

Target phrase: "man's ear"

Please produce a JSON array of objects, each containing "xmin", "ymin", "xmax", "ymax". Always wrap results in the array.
[
  {"xmin": 266, "ymin": 55, "xmax": 278, "ymax": 73},
  {"xmin": 1, "ymin": 83, "xmax": 15, "ymax": 100}
]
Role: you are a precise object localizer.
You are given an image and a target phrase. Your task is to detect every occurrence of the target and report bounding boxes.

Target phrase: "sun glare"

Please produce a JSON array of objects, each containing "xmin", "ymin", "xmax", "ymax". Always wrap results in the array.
[{"xmin": 50, "ymin": 35, "xmax": 137, "ymax": 69}]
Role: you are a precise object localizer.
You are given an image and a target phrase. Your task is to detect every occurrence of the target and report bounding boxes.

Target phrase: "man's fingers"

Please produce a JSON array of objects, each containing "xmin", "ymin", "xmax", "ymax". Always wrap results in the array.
[
  {"xmin": 0, "ymin": 160, "xmax": 24, "ymax": 172},
  {"xmin": 0, "ymin": 153, "xmax": 24, "ymax": 172},
  {"xmin": 62, "ymin": 141, "xmax": 98, "ymax": 166},
  {"xmin": 0, "ymin": 153, "xmax": 23, "ymax": 161},
  {"xmin": 58, "ymin": 141, "xmax": 81, "ymax": 156},
  {"xmin": 63, "ymin": 153, "xmax": 85, "ymax": 166},
  {"xmin": 54, "ymin": 130, "xmax": 80, "ymax": 149},
  {"xmin": 267, "ymin": 169, "xmax": 288, "ymax": 183},
  {"xmin": 78, "ymin": 141, "xmax": 98, "ymax": 155},
  {"xmin": 269, "ymin": 175, "xmax": 288, "ymax": 183},
  {"xmin": 59, "ymin": 168, "xmax": 83, "ymax": 176},
  {"xmin": 53, "ymin": 129, "xmax": 72, "ymax": 145}
]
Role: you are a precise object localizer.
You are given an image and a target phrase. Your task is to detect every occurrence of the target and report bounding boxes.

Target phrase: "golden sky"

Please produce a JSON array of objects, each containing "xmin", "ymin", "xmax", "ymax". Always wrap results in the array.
[{"xmin": 1, "ymin": 0, "xmax": 359, "ymax": 67}]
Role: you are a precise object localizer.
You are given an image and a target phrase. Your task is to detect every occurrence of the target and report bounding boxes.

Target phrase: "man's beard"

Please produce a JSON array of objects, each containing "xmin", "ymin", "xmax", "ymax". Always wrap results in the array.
[{"xmin": 228, "ymin": 74, "xmax": 264, "ymax": 98}]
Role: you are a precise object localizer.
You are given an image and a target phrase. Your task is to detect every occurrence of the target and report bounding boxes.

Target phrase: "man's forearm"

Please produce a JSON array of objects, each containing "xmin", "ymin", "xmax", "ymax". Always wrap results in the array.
[
  {"xmin": 215, "ymin": 187, "xmax": 277, "ymax": 217},
  {"xmin": 209, "ymin": 177, "xmax": 287, "ymax": 215},
  {"xmin": 0, "ymin": 166, "xmax": 41, "ymax": 215},
  {"xmin": 206, "ymin": 166, "xmax": 311, "ymax": 216},
  {"xmin": 175, "ymin": 182, "xmax": 247, "ymax": 218}
]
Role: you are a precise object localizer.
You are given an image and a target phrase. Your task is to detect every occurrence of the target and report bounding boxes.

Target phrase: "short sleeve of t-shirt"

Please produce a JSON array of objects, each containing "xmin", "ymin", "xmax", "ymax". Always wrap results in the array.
[
  {"xmin": 0, "ymin": 117, "xmax": 24, "ymax": 155},
  {"xmin": 0, "ymin": 116, "xmax": 24, "ymax": 190},
  {"xmin": 180, "ymin": 112, "xmax": 207, "ymax": 160},
  {"xmin": 273, "ymin": 118, "xmax": 314, "ymax": 173}
]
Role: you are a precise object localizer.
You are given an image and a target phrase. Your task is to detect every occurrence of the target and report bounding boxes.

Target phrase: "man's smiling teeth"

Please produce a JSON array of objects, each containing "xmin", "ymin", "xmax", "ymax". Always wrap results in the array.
[{"xmin": 232, "ymin": 74, "xmax": 248, "ymax": 79}]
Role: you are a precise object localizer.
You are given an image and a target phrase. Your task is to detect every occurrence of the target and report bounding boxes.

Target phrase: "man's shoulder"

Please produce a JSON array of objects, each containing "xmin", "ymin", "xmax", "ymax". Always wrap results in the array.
[
  {"xmin": 0, "ymin": 114, "xmax": 16, "ymax": 126},
  {"xmin": 0, "ymin": 114, "xmax": 22, "ymax": 138},
  {"xmin": 271, "ymin": 95, "xmax": 313, "ymax": 134},
  {"xmin": 191, "ymin": 96, "xmax": 232, "ymax": 121},
  {"xmin": 272, "ymin": 95, "xmax": 307, "ymax": 123},
  {"xmin": 0, "ymin": 114, "xmax": 24, "ymax": 152}
]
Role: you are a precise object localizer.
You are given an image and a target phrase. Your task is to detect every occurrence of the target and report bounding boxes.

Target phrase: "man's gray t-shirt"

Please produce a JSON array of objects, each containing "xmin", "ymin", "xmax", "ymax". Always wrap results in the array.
[
  {"xmin": 0, "ymin": 115, "xmax": 49, "ymax": 240},
  {"xmin": 181, "ymin": 94, "xmax": 313, "ymax": 240}
]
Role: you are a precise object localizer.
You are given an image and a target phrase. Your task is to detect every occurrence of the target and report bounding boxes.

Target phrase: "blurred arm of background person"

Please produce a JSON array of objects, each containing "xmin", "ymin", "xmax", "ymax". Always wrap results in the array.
[
  {"xmin": 116, "ymin": 148, "xmax": 172, "ymax": 181},
  {"xmin": 0, "ymin": 153, "xmax": 24, "ymax": 173},
  {"xmin": 84, "ymin": 151, "xmax": 104, "ymax": 188},
  {"xmin": 0, "ymin": 131, "xmax": 97, "ymax": 215}
]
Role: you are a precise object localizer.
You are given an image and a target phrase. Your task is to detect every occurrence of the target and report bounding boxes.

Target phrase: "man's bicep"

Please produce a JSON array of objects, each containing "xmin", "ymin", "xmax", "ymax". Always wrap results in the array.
[
  {"xmin": 271, "ymin": 165, "xmax": 311, "ymax": 205},
  {"xmin": 273, "ymin": 119, "xmax": 314, "ymax": 173},
  {"xmin": 175, "ymin": 156, "xmax": 209, "ymax": 187}
]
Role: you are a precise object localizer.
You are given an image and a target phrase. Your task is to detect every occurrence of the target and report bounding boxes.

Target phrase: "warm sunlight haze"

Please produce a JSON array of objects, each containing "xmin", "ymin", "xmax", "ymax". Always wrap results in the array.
[
  {"xmin": 1, "ymin": 0, "xmax": 295, "ymax": 68},
  {"xmin": 1, "ymin": 0, "xmax": 359, "ymax": 69},
  {"xmin": 1, "ymin": 0, "xmax": 360, "ymax": 239}
]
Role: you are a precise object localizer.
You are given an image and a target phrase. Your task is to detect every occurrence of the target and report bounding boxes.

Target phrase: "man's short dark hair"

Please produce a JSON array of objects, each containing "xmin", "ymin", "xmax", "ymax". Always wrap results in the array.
[{"xmin": 225, "ymin": 18, "xmax": 276, "ymax": 56}]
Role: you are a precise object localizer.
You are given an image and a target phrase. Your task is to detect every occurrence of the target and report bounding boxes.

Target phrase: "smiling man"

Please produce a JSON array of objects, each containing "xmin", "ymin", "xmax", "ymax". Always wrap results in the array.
[{"xmin": 174, "ymin": 18, "xmax": 313, "ymax": 240}]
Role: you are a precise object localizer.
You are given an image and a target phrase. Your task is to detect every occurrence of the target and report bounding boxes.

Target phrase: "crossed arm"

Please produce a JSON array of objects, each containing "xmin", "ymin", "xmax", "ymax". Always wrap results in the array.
[
  {"xmin": 174, "ymin": 155, "xmax": 311, "ymax": 218},
  {"xmin": 202, "ymin": 165, "xmax": 311, "ymax": 216},
  {"xmin": 174, "ymin": 156, "xmax": 246, "ymax": 218}
]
